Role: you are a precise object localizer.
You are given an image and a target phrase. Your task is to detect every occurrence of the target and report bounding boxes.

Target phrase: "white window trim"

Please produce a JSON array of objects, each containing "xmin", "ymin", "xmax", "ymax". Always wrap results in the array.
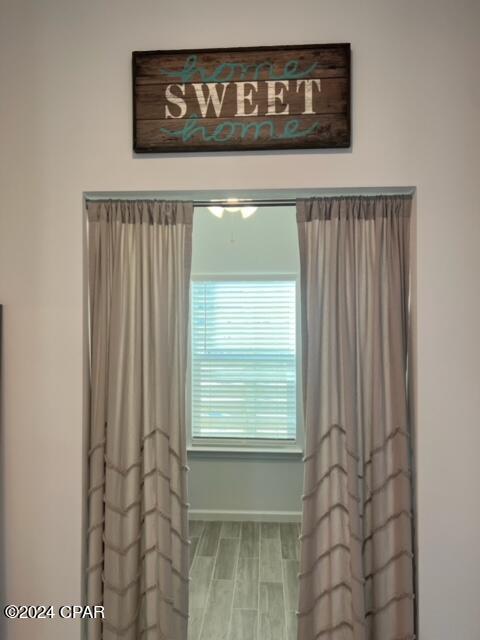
[{"xmin": 186, "ymin": 273, "xmax": 304, "ymax": 457}]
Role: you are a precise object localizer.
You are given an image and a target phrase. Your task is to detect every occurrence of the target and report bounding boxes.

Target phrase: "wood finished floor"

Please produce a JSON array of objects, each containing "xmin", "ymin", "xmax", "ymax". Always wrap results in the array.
[{"xmin": 188, "ymin": 521, "xmax": 300, "ymax": 640}]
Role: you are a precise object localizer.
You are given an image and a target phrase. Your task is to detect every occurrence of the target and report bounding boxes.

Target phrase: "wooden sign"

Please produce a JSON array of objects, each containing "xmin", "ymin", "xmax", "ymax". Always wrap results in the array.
[{"xmin": 132, "ymin": 43, "xmax": 350, "ymax": 153}]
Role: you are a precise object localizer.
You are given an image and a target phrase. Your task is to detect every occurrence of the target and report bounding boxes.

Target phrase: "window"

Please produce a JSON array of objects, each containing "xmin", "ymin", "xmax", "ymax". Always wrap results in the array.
[{"xmin": 191, "ymin": 278, "xmax": 297, "ymax": 446}]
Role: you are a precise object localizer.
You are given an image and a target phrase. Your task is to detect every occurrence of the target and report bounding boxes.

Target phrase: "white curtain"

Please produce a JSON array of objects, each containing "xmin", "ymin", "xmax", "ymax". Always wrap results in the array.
[
  {"xmin": 86, "ymin": 200, "xmax": 193, "ymax": 639},
  {"xmin": 296, "ymin": 196, "xmax": 415, "ymax": 640}
]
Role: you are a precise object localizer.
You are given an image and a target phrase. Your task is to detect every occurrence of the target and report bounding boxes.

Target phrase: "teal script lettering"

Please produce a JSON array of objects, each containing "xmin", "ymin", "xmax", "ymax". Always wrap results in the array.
[
  {"xmin": 160, "ymin": 54, "xmax": 317, "ymax": 82},
  {"xmin": 159, "ymin": 115, "xmax": 320, "ymax": 144}
]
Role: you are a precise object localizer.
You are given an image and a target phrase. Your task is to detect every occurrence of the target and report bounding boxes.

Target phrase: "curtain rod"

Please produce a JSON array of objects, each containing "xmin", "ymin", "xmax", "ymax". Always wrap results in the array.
[
  {"xmin": 194, "ymin": 195, "xmax": 414, "ymax": 207},
  {"xmin": 195, "ymin": 199, "xmax": 295, "ymax": 207},
  {"xmin": 85, "ymin": 197, "xmax": 294, "ymax": 207},
  {"xmin": 85, "ymin": 192, "xmax": 414, "ymax": 207}
]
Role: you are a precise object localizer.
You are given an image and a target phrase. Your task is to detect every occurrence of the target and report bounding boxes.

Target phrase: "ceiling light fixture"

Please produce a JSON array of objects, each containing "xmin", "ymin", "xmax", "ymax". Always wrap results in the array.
[{"xmin": 208, "ymin": 199, "xmax": 258, "ymax": 219}]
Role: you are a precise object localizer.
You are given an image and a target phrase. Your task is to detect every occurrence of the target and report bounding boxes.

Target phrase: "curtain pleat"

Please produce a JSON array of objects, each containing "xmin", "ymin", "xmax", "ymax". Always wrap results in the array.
[
  {"xmin": 296, "ymin": 196, "xmax": 415, "ymax": 640},
  {"xmin": 86, "ymin": 200, "xmax": 193, "ymax": 640}
]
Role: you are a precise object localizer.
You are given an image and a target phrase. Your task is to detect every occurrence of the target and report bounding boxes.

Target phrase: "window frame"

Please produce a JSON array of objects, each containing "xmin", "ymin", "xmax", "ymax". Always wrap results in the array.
[{"xmin": 187, "ymin": 273, "xmax": 303, "ymax": 457}]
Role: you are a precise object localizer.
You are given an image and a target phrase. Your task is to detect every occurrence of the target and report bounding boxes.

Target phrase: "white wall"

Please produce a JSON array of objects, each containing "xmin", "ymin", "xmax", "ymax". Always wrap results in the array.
[
  {"xmin": 188, "ymin": 206, "xmax": 303, "ymax": 515},
  {"xmin": 0, "ymin": 1, "xmax": 479, "ymax": 639},
  {"xmin": 191, "ymin": 206, "xmax": 299, "ymax": 275}
]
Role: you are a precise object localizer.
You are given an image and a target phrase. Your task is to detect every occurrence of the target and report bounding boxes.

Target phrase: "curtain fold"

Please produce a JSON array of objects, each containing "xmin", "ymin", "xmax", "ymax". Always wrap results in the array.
[
  {"xmin": 296, "ymin": 195, "xmax": 414, "ymax": 640},
  {"xmin": 86, "ymin": 200, "xmax": 193, "ymax": 640}
]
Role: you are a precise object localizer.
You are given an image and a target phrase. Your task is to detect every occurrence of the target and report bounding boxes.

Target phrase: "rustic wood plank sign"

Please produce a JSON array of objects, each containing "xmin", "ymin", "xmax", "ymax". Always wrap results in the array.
[{"xmin": 132, "ymin": 43, "xmax": 350, "ymax": 153}]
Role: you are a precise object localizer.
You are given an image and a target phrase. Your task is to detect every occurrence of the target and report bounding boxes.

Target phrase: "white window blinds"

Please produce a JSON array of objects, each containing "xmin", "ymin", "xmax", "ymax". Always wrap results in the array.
[{"xmin": 191, "ymin": 279, "xmax": 297, "ymax": 441}]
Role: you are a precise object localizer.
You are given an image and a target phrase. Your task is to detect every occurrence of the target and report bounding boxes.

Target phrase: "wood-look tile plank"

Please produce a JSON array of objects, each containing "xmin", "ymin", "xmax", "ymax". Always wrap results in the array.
[
  {"xmin": 259, "ymin": 582, "xmax": 286, "ymax": 640},
  {"xmin": 214, "ymin": 538, "xmax": 240, "ymax": 580},
  {"xmin": 198, "ymin": 521, "xmax": 222, "ymax": 557},
  {"xmin": 221, "ymin": 521, "xmax": 242, "ymax": 538},
  {"xmin": 260, "ymin": 537, "xmax": 283, "ymax": 583},
  {"xmin": 190, "ymin": 520, "xmax": 206, "ymax": 537},
  {"xmin": 200, "ymin": 579, "xmax": 234, "ymax": 640},
  {"xmin": 260, "ymin": 522, "xmax": 280, "ymax": 539},
  {"xmin": 233, "ymin": 556, "xmax": 259, "ymax": 609},
  {"xmin": 285, "ymin": 610, "xmax": 298, "ymax": 640},
  {"xmin": 190, "ymin": 556, "xmax": 215, "ymax": 610},
  {"xmin": 239, "ymin": 522, "xmax": 259, "ymax": 558},
  {"xmin": 228, "ymin": 609, "xmax": 258, "ymax": 640},
  {"xmin": 190, "ymin": 536, "xmax": 200, "ymax": 568},
  {"xmin": 188, "ymin": 607, "xmax": 204, "ymax": 640},
  {"xmin": 283, "ymin": 559, "xmax": 299, "ymax": 611},
  {"xmin": 280, "ymin": 523, "xmax": 298, "ymax": 560}
]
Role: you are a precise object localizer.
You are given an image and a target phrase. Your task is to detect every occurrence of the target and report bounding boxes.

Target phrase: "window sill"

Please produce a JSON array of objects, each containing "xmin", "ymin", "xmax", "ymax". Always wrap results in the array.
[{"xmin": 187, "ymin": 445, "xmax": 303, "ymax": 461}]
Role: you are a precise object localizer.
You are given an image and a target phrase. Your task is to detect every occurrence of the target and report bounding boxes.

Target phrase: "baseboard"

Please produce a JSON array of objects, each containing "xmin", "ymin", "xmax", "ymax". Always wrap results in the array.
[{"xmin": 188, "ymin": 509, "xmax": 301, "ymax": 523}]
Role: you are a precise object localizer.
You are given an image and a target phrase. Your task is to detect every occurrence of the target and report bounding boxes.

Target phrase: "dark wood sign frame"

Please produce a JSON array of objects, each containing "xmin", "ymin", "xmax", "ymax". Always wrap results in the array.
[{"xmin": 132, "ymin": 43, "xmax": 350, "ymax": 153}]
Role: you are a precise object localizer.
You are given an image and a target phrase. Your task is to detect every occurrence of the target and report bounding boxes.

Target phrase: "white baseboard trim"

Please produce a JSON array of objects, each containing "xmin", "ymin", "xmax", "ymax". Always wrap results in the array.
[{"xmin": 189, "ymin": 509, "xmax": 301, "ymax": 523}]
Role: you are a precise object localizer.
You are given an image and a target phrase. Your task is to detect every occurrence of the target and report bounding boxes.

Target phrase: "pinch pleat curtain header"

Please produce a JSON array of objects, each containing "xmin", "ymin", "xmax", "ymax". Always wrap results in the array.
[
  {"xmin": 296, "ymin": 194, "xmax": 412, "ymax": 222},
  {"xmin": 87, "ymin": 199, "xmax": 194, "ymax": 226}
]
